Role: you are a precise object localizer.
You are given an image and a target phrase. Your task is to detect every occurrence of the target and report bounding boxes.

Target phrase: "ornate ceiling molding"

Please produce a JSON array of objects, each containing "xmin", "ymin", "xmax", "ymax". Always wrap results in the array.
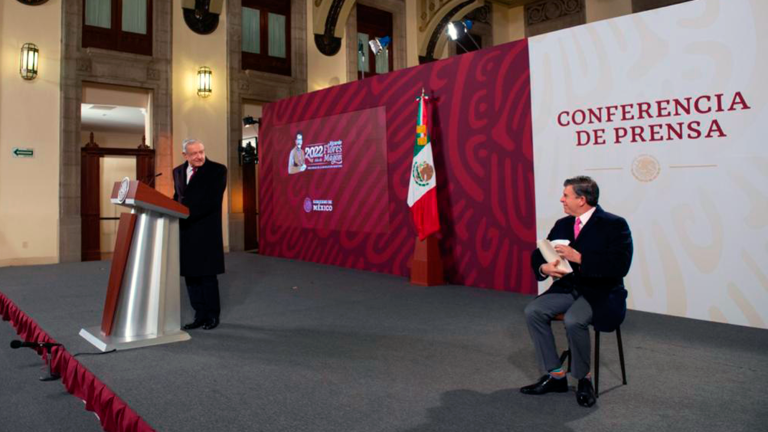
[
  {"xmin": 313, "ymin": 0, "xmax": 356, "ymax": 56},
  {"xmin": 525, "ymin": 0, "xmax": 582, "ymax": 26},
  {"xmin": 312, "ymin": 0, "xmax": 486, "ymax": 59}
]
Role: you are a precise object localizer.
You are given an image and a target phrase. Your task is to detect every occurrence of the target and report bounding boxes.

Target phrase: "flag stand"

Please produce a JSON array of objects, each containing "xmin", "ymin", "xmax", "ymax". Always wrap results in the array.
[{"xmin": 410, "ymin": 235, "xmax": 444, "ymax": 286}]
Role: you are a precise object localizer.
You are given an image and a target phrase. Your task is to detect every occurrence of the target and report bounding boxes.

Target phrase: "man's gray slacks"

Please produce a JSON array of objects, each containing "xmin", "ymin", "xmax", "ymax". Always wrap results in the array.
[{"xmin": 524, "ymin": 292, "xmax": 593, "ymax": 379}]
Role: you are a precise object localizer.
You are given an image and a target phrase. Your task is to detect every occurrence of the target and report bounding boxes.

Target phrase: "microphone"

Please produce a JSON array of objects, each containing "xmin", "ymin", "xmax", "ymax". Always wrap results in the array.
[
  {"xmin": 146, "ymin": 172, "xmax": 163, "ymax": 187},
  {"xmin": 10, "ymin": 340, "xmax": 62, "ymax": 349}
]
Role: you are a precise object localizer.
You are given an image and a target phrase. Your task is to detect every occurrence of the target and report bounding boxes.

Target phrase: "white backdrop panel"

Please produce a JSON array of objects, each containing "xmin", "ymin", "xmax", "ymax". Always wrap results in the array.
[{"xmin": 529, "ymin": 0, "xmax": 768, "ymax": 328}]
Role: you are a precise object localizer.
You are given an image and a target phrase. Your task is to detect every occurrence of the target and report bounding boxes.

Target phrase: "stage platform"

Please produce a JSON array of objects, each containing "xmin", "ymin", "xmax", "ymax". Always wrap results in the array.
[{"xmin": 1, "ymin": 253, "xmax": 767, "ymax": 432}]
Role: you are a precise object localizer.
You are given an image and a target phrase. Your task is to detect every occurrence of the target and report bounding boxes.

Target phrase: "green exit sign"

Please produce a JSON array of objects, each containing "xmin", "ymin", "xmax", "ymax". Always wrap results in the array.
[{"xmin": 12, "ymin": 147, "xmax": 34, "ymax": 158}]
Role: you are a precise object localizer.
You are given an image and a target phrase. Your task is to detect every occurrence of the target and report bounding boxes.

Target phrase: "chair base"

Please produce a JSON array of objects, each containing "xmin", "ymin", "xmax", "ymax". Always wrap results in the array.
[{"xmin": 554, "ymin": 314, "xmax": 627, "ymax": 397}]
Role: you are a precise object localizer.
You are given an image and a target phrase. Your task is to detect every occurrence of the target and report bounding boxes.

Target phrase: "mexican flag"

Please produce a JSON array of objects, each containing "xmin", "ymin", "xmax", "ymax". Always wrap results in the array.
[{"xmin": 407, "ymin": 89, "xmax": 440, "ymax": 240}]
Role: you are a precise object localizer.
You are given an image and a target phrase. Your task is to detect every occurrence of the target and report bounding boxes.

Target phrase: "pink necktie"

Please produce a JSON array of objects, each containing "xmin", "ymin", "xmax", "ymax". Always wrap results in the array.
[{"xmin": 574, "ymin": 218, "xmax": 582, "ymax": 239}]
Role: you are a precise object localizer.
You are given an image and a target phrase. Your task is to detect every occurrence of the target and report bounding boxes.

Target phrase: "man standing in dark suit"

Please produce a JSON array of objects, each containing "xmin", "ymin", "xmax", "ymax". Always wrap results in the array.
[
  {"xmin": 520, "ymin": 176, "xmax": 633, "ymax": 407},
  {"xmin": 173, "ymin": 138, "xmax": 227, "ymax": 331}
]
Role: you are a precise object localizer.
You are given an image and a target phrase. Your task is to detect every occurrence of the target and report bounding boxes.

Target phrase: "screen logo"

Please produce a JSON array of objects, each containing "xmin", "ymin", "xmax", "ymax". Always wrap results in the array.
[{"xmin": 302, "ymin": 197, "xmax": 334, "ymax": 212}]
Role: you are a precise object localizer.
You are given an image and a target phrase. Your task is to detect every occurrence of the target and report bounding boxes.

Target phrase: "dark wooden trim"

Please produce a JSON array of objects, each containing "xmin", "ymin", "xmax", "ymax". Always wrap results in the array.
[
  {"xmin": 82, "ymin": 0, "xmax": 153, "ymax": 56},
  {"xmin": 101, "ymin": 212, "xmax": 137, "ymax": 336},
  {"xmin": 243, "ymin": 162, "xmax": 258, "ymax": 250},
  {"xmin": 81, "ymin": 151, "xmax": 101, "ymax": 262},
  {"xmin": 81, "ymin": 145, "xmax": 155, "ymax": 262},
  {"xmin": 136, "ymin": 152, "xmax": 155, "ymax": 186},
  {"xmin": 241, "ymin": 0, "xmax": 292, "ymax": 76},
  {"xmin": 82, "ymin": 147, "xmax": 155, "ymax": 157}
]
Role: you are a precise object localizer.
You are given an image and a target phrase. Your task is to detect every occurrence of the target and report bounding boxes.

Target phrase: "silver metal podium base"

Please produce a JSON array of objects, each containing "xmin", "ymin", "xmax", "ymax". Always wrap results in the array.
[{"xmin": 79, "ymin": 326, "xmax": 191, "ymax": 352}]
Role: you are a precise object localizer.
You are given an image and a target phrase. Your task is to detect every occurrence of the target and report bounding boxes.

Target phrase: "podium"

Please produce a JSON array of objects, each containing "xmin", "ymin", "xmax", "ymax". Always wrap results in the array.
[{"xmin": 80, "ymin": 178, "xmax": 192, "ymax": 351}]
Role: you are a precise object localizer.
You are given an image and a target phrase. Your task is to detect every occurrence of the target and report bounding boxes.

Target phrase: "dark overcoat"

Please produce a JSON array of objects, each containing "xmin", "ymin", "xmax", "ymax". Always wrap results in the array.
[
  {"xmin": 530, "ymin": 206, "xmax": 633, "ymax": 332},
  {"xmin": 172, "ymin": 159, "xmax": 227, "ymax": 277}
]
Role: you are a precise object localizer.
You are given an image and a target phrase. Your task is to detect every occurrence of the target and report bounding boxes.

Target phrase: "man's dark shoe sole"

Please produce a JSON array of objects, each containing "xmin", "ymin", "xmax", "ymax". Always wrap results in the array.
[{"xmin": 520, "ymin": 375, "xmax": 569, "ymax": 395}]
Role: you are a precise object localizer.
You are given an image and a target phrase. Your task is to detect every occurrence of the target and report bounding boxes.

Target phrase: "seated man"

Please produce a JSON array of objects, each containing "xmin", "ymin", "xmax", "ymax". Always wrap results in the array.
[{"xmin": 521, "ymin": 176, "xmax": 633, "ymax": 407}]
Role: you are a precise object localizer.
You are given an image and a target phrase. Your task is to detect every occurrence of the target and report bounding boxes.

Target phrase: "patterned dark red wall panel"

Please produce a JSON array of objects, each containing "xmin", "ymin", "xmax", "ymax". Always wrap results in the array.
[{"xmin": 260, "ymin": 39, "xmax": 537, "ymax": 295}]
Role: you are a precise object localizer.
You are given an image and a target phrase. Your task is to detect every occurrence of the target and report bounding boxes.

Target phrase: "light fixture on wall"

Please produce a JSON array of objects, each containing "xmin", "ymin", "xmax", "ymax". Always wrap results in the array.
[
  {"xmin": 197, "ymin": 66, "xmax": 212, "ymax": 98},
  {"xmin": 242, "ymin": 116, "xmax": 259, "ymax": 128},
  {"xmin": 446, "ymin": 19, "xmax": 481, "ymax": 51},
  {"xmin": 368, "ymin": 36, "xmax": 391, "ymax": 56},
  {"xmin": 20, "ymin": 43, "xmax": 39, "ymax": 80}
]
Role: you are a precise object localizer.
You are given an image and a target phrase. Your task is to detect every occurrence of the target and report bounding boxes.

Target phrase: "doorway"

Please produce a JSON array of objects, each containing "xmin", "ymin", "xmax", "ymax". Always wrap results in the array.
[
  {"xmin": 80, "ymin": 83, "xmax": 154, "ymax": 261},
  {"xmin": 242, "ymin": 101, "xmax": 262, "ymax": 252}
]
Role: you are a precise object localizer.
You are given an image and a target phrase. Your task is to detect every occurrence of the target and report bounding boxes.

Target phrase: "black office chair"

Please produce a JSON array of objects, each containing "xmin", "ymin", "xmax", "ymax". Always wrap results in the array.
[{"xmin": 553, "ymin": 313, "xmax": 627, "ymax": 397}]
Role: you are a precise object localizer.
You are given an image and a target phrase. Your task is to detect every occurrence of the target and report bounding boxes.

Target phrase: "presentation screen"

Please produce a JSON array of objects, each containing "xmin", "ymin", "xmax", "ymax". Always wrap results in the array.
[{"xmin": 269, "ymin": 107, "xmax": 390, "ymax": 233}]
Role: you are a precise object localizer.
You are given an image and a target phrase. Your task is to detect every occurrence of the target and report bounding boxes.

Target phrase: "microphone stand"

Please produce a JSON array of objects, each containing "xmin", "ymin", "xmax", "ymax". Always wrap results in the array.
[
  {"xmin": 359, "ymin": 41, "xmax": 365, "ymax": 80},
  {"xmin": 40, "ymin": 344, "xmax": 61, "ymax": 382}
]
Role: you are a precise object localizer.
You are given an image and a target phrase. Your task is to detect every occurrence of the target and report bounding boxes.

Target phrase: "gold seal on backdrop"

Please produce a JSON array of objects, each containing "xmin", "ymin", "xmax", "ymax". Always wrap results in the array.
[{"xmin": 631, "ymin": 155, "xmax": 660, "ymax": 182}]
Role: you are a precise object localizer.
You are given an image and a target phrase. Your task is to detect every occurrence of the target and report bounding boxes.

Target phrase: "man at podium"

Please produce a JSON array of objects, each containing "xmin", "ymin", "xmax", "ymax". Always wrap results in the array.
[{"xmin": 172, "ymin": 138, "xmax": 228, "ymax": 331}]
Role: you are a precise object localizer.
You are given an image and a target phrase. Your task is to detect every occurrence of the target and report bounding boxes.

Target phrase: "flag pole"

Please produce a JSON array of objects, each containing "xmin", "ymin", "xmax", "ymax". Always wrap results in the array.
[{"xmin": 409, "ymin": 87, "xmax": 444, "ymax": 286}]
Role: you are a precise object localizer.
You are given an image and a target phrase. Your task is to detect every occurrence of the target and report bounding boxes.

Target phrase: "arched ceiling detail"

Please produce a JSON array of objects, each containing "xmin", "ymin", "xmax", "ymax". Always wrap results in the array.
[
  {"xmin": 312, "ymin": 0, "xmax": 486, "ymax": 59},
  {"xmin": 313, "ymin": 0, "xmax": 355, "ymax": 56}
]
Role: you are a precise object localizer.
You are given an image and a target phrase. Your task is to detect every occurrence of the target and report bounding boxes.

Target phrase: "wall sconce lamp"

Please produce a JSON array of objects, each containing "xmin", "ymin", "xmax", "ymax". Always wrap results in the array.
[
  {"xmin": 446, "ymin": 20, "xmax": 481, "ymax": 51},
  {"xmin": 20, "ymin": 43, "xmax": 39, "ymax": 80},
  {"xmin": 197, "ymin": 66, "xmax": 212, "ymax": 97}
]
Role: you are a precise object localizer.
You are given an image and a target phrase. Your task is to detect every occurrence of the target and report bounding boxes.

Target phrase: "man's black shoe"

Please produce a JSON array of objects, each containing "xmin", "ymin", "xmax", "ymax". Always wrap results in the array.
[
  {"xmin": 182, "ymin": 319, "xmax": 206, "ymax": 330},
  {"xmin": 520, "ymin": 374, "xmax": 568, "ymax": 395},
  {"xmin": 203, "ymin": 317, "xmax": 219, "ymax": 330},
  {"xmin": 576, "ymin": 378, "xmax": 596, "ymax": 407}
]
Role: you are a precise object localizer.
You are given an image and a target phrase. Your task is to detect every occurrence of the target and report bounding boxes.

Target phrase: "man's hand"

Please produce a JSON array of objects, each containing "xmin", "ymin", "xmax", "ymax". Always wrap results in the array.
[
  {"xmin": 541, "ymin": 260, "xmax": 569, "ymax": 279},
  {"xmin": 554, "ymin": 244, "xmax": 582, "ymax": 264}
]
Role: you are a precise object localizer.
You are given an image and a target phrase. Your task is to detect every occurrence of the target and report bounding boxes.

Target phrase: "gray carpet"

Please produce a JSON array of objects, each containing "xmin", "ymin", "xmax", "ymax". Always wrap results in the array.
[
  {"xmin": 0, "ymin": 320, "xmax": 103, "ymax": 432},
  {"xmin": 1, "ymin": 252, "xmax": 766, "ymax": 432}
]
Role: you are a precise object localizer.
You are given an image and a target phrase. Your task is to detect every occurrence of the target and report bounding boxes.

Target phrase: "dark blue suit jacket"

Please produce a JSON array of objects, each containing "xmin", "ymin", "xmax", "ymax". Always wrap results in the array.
[
  {"xmin": 531, "ymin": 206, "xmax": 633, "ymax": 332},
  {"xmin": 173, "ymin": 159, "xmax": 227, "ymax": 277}
]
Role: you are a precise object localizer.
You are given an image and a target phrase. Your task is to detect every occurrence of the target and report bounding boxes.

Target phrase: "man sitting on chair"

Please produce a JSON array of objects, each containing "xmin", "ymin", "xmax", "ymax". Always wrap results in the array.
[{"xmin": 521, "ymin": 176, "xmax": 633, "ymax": 407}]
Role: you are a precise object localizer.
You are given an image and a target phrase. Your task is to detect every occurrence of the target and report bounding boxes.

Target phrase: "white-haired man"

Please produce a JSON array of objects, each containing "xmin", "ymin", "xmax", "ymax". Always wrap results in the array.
[{"xmin": 173, "ymin": 138, "xmax": 227, "ymax": 330}]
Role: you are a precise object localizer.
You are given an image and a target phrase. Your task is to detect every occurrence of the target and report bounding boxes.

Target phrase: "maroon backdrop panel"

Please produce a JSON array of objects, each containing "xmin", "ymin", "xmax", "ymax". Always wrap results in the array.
[{"xmin": 260, "ymin": 39, "xmax": 537, "ymax": 294}]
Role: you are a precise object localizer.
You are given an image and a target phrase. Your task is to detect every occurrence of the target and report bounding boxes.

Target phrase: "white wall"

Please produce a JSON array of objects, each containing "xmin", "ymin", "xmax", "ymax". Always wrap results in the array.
[
  {"xmin": 0, "ymin": 0, "xmax": 61, "ymax": 266},
  {"xmin": 307, "ymin": 3, "xmax": 348, "ymax": 92},
  {"xmin": 172, "ymin": 0, "xmax": 230, "ymax": 250},
  {"xmin": 492, "ymin": 5, "xmax": 525, "ymax": 45}
]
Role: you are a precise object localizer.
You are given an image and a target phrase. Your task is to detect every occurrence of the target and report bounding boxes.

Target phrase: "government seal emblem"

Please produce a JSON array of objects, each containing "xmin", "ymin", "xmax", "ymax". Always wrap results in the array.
[
  {"xmin": 631, "ymin": 154, "xmax": 660, "ymax": 182},
  {"xmin": 117, "ymin": 177, "xmax": 131, "ymax": 203}
]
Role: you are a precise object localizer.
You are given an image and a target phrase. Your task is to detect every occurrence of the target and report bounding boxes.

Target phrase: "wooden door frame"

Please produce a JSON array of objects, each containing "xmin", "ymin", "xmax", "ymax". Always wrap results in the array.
[{"xmin": 81, "ymin": 144, "xmax": 155, "ymax": 261}]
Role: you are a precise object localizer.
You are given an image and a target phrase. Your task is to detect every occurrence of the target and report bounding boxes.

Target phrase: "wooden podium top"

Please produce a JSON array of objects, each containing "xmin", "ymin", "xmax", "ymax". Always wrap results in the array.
[{"xmin": 110, "ymin": 179, "xmax": 189, "ymax": 219}]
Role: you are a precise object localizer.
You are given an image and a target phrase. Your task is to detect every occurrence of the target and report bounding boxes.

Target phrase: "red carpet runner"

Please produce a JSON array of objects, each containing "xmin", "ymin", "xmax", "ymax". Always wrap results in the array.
[{"xmin": 0, "ymin": 291, "xmax": 154, "ymax": 432}]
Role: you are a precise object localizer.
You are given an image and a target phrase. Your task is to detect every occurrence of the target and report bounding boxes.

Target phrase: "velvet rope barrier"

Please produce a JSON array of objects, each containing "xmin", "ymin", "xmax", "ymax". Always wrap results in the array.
[{"xmin": 0, "ymin": 291, "xmax": 154, "ymax": 432}]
